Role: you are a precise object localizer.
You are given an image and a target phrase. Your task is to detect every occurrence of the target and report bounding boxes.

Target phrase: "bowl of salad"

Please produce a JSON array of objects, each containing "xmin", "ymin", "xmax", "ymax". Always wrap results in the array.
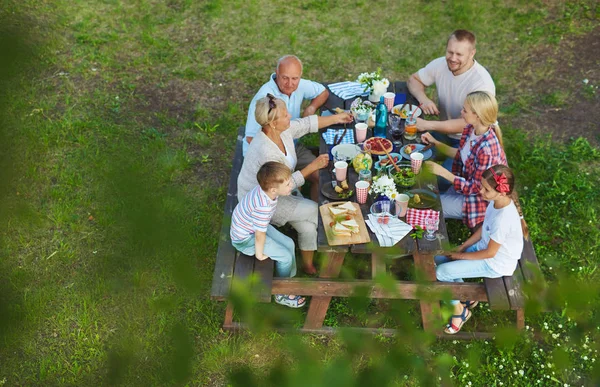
[{"xmin": 391, "ymin": 162, "xmax": 416, "ymax": 188}]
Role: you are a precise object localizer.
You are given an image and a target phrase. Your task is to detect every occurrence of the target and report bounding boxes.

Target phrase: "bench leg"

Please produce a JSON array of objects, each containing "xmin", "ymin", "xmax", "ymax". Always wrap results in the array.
[
  {"xmin": 304, "ymin": 251, "xmax": 346, "ymax": 330},
  {"xmin": 516, "ymin": 308, "xmax": 525, "ymax": 330},
  {"xmin": 223, "ymin": 302, "xmax": 234, "ymax": 329}
]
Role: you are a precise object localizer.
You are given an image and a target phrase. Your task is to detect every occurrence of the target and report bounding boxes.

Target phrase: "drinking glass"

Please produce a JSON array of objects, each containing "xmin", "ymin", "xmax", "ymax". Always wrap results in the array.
[
  {"xmin": 424, "ymin": 216, "xmax": 439, "ymax": 241},
  {"xmin": 389, "ymin": 114, "xmax": 403, "ymax": 148}
]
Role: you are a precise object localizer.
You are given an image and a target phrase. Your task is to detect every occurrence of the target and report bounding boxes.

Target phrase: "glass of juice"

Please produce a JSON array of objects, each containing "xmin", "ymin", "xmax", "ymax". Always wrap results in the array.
[{"xmin": 404, "ymin": 116, "xmax": 417, "ymax": 140}]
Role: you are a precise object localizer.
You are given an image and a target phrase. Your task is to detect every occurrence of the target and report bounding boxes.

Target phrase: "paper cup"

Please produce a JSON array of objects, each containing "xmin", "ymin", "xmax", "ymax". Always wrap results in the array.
[
  {"xmin": 334, "ymin": 161, "xmax": 348, "ymax": 181},
  {"xmin": 395, "ymin": 194, "xmax": 410, "ymax": 217},
  {"xmin": 355, "ymin": 123, "xmax": 368, "ymax": 143},
  {"xmin": 355, "ymin": 181, "xmax": 370, "ymax": 204},
  {"xmin": 410, "ymin": 152, "xmax": 424, "ymax": 174},
  {"xmin": 383, "ymin": 92, "xmax": 395, "ymax": 111}
]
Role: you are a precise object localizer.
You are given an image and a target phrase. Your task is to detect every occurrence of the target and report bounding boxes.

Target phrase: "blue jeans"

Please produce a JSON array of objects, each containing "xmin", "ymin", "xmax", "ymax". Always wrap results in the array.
[
  {"xmin": 232, "ymin": 225, "xmax": 297, "ymax": 278},
  {"xmin": 434, "ymin": 245, "xmax": 502, "ymax": 305}
]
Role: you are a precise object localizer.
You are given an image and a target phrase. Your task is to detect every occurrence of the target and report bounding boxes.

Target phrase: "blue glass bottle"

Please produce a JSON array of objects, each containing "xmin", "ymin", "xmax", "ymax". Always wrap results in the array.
[{"xmin": 374, "ymin": 95, "xmax": 388, "ymax": 138}]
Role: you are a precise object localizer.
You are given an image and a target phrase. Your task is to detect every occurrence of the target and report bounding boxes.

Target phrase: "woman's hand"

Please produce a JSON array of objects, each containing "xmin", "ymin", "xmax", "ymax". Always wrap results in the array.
[
  {"xmin": 310, "ymin": 154, "xmax": 330, "ymax": 171},
  {"xmin": 335, "ymin": 112, "xmax": 354, "ymax": 124},
  {"xmin": 424, "ymin": 160, "xmax": 444, "ymax": 176},
  {"xmin": 420, "ymin": 132, "xmax": 438, "ymax": 145}
]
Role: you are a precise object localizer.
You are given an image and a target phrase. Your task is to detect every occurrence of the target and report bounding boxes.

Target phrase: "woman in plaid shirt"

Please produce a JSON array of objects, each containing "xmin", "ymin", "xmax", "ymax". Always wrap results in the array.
[{"xmin": 422, "ymin": 91, "xmax": 507, "ymax": 229}]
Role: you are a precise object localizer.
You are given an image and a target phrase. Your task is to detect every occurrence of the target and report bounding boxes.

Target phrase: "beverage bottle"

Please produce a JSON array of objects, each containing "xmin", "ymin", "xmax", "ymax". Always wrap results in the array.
[{"xmin": 374, "ymin": 95, "xmax": 388, "ymax": 138}]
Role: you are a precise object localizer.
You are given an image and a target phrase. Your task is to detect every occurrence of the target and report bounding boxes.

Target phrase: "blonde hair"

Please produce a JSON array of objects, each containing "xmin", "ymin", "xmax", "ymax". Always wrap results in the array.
[
  {"xmin": 254, "ymin": 94, "xmax": 285, "ymax": 129},
  {"xmin": 482, "ymin": 165, "xmax": 529, "ymax": 239},
  {"xmin": 465, "ymin": 91, "xmax": 503, "ymax": 148},
  {"xmin": 257, "ymin": 161, "xmax": 292, "ymax": 191}
]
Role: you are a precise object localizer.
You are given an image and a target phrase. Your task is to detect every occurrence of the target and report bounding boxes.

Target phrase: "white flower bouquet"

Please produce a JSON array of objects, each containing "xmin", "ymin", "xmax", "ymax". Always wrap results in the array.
[
  {"xmin": 369, "ymin": 174, "xmax": 399, "ymax": 201},
  {"xmin": 356, "ymin": 69, "xmax": 390, "ymax": 93}
]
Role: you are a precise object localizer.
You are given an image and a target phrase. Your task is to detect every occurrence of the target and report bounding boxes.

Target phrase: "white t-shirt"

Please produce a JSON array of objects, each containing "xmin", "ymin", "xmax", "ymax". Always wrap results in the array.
[
  {"xmin": 282, "ymin": 140, "xmax": 297, "ymax": 170},
  {"xmin": 418, "ymin": 57, "xmax": 496, "ymax": 140},
  {"xmin": 460, "ymin": 131, "xmax": 482, "ymax": 165},
  {"xmin": 474, "ymin": 200, "xmax": 524, "ymax": 276}
]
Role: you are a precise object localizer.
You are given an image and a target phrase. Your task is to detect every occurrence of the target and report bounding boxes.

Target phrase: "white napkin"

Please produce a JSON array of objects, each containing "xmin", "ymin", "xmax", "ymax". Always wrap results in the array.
[{"xmin": 365, "ymin": 214, "xmax": 412, "ymax": 247}]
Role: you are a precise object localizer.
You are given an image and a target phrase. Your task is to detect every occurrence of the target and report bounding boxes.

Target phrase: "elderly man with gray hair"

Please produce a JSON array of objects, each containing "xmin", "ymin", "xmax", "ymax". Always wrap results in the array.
[{"xmin": 243, "ymin": 55, "xmax": 329, "ymax": 157}]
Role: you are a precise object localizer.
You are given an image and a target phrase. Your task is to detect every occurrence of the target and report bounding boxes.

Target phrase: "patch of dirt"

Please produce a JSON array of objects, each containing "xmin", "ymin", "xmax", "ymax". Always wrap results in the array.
[{"xmin": 505, "ymin": 26, "xmax": 600, "ymax": 146}]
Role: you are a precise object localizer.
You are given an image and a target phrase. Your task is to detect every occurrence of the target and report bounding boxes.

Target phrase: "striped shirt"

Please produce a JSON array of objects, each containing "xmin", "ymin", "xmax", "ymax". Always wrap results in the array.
[{"xmin": 230, "ymin": 185, "xmax": 277, "ymax": 243}]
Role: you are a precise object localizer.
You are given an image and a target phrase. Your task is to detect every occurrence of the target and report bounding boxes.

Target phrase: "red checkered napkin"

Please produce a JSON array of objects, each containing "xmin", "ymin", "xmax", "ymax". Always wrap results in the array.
[{"xmin": 405, "ymin": 208, "xmax": 440, "ymax": 229}]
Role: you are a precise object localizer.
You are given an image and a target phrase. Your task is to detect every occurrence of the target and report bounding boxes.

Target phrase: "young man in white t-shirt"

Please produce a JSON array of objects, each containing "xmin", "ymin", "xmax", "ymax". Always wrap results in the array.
[{"xmin": 407, "ymin": 30, "xmax": 496, "ymax": 147}]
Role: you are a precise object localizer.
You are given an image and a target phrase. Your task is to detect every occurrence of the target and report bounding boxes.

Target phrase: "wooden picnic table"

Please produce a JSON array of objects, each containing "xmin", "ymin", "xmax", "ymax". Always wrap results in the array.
[
  {"xmin": 212, "ymin": 81, "xmax": 540, "ymax": 339},
  {"xmin": 306, "ymin": 82, "xmax": 453, "ymax": 332}
]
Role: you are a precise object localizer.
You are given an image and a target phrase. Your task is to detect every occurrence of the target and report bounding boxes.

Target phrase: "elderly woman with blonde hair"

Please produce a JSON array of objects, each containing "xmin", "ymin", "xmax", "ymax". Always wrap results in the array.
[{"xmin": 238, "ymin": 93, "xmax": 352, "ymax": 274}]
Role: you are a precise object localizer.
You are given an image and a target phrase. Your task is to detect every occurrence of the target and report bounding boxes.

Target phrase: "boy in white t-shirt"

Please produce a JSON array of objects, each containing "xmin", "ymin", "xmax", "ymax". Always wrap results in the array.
[
  {"xmin": 407, "ymin": 29, "xmax": 495, "ymax": 146},
  {"xmin": 435, "ymin": 165, "xmax": 529, "ymax": 334},
  {"xmin": 230, "ymin": 161, "xmax": 306, "ymax": 308}
]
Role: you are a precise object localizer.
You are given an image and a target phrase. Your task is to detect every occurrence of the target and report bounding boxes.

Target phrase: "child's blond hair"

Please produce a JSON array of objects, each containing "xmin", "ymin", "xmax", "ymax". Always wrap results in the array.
[{"xmin": 257, "ymin": 161, "xmax": 292, "ymax": 191}]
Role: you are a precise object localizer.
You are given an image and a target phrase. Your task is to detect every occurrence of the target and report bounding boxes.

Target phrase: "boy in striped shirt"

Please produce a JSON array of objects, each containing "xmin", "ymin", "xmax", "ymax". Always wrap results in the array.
[{"xmin": 230, "ymin": 162, "xmax": 306, "ymax": 308}]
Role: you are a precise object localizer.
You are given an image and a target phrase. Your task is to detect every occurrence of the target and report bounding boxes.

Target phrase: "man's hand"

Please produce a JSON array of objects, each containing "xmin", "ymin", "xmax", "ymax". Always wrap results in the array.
[
  {"xmin": 256, "ymin": 253, "xmax": 269, "ymax": 261},
  {"xmin": 303, "ymin": 105, "xmax": 317, "ymax": 117},
  {"xmin": 420, "ymin": 98, "xmax": 439, "ymax": 116},
  {"xmin": 246, "ymin": 136, "xmax": 253, "ymax": 144}
]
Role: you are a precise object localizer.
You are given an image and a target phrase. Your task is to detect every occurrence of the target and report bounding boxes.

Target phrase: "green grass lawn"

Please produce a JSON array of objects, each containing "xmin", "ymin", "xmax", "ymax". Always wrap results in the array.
[{"xmin": 0, "ymin": 0, "xmax": 599, "ymax": 385}]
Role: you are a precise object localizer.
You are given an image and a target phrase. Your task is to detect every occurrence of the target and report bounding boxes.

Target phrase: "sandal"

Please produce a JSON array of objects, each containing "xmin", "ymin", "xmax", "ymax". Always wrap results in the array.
[
  {"xmin": 461, "ymin": 300, "xmax": 479, "ymax": 310},
  {"xmin": 274, "ymin": 294, "xmax": 306, "ymax": 308},
  {"xmin": 443, "ymin": 307, "xmax": 471, "ymax": 335}
]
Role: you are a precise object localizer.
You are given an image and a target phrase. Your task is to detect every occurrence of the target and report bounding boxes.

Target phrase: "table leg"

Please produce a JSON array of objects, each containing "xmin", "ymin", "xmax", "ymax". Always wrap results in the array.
[
  {"xmin": 372, "ymin": 252, "xmax": 386, "ymax": 278},
  {"xmin": 413, "ymin": 251, "xmax": 441, "ymax": 333},
  {"xmin": 516, "ymin": 309, "xmax": 525, "ymax": 330},
  {"xmin": 304, "ymin": 251, "xmax": 346, "ymax": 329}
]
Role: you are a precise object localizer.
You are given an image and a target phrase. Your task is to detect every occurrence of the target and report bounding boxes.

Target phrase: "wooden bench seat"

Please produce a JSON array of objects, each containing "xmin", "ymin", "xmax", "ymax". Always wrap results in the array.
[
  {"xmin": 210, "ymin": 127, "xmax": 275, "ymax": 324},
  {"xmin": 483, "ymin": 237, "xmax": 542, "ymax": 329}
]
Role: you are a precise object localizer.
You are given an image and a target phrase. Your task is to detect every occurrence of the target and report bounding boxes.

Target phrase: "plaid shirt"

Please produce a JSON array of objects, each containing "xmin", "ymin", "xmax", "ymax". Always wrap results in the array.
[{"xmin": 452, "ymin": 125, "xmax": 507, "ymax": 228}]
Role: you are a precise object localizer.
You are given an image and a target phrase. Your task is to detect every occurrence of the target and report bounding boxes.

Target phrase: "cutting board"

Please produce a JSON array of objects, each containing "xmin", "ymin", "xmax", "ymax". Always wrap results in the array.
[{"xmin": 319, "ymin": 202, "xmax": 371, "ymax": 246}]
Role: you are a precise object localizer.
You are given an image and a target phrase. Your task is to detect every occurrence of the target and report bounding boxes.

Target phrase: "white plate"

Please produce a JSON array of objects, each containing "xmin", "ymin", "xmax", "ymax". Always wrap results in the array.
[
  {"xmin": 331, "ymin": 143, "xmax": 360, "ymax": 161},
  {"xmin": 392, "ymin": 104, "xmax": 422, "ymax": 118}
]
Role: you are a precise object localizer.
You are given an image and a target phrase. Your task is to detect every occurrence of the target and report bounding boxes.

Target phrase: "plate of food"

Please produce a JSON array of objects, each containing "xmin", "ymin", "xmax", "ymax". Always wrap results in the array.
[
  {"xmin": 364, "ymin": 137, "xmax": 393, "ymax": 155},
  {"xmin": 374, "ymin": 153, "xmax": 401, "ymax": 171},
  {"xmin": 400, "ymin": 144, "xmax": 433, "ymax": 160},
  {"xmin": 406, "ymin": 188, "xmax": 439, "ymax": 209},
  {"xmin": 392, "ymin": 104, "xmax": 422, "ymax": 118},
  {"xmin": 321, "ymin": 177, "xmax": 356, "ymax": 201},
  {"xmin": 331, "ymin": 143, "xmax": 361, "ymax": 162}
]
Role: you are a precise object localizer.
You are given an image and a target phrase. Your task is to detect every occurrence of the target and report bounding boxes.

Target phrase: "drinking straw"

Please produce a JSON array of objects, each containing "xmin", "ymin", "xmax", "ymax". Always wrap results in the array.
[{"xmin": 411, "ymin": 104, "xmax": 423, "ymax": 120}]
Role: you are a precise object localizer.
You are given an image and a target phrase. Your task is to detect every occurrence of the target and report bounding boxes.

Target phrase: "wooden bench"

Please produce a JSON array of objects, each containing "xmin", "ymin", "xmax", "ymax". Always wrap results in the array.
[
  {"xmin": 483, "ymin": 237, "xmax": 543, "ymax": 330},
  {"xmin": 210, "ymin": 126, "xmax": 275, "ymax": 329}
]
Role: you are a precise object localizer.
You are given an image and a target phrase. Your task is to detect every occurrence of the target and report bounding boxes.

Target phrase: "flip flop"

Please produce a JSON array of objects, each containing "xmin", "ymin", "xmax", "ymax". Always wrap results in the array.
[
  {"xmin": 461, "ymin": 300, "xmax": 479, "ymax": 310},
  {"xmin": 274, "ymin": 294, "xmax": 306, "ymax": 308},
  {"xmin": 444, "ymin": 307, "xmax": 471, "ymax": 335}
]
